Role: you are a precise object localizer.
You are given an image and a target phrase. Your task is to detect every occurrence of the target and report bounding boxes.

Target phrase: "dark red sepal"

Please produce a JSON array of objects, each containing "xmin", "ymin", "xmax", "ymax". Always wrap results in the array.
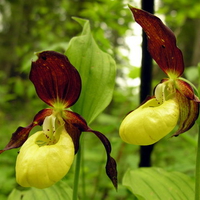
[
  {"xmin": 0, "ymin": 108, "xmax": 52, "ymax": 153},
  {"xmin": 173, "ymin": 91, "xmax": 199, "ymax": 136},
  {"xmin": 129, "ymin": 6, "xmax": 184, "ymax": 78},
  {"xmin": 63, "ymin": 110, "xmax": 118, "ymax": 189},
  {"xmin": 30, "ymin": 51, "xmax": 81, "ymax": 108}
]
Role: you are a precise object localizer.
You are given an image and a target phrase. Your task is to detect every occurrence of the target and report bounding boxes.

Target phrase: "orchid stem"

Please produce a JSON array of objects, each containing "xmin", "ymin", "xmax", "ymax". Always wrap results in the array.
[
  {"xmin": 73, "ymin": 145, "xmax": 82, "ymax": 200},
  {"xmin": 195, "ymin": 125, "xmax": 200, "ymax": 200},
  {"xmin": 81, "ymin": 135, "xmax": 86, "ymax": 199}
]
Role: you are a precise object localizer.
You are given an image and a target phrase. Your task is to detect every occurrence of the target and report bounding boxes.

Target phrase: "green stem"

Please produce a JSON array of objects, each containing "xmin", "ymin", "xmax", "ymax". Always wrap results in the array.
[
  {"xmin": 195, "ymin": 126, "xmax": 200, "ymax": 200},
  {"xmin": 181, "ymin": 134, "xmax": 197, "ymax": 147},
  {"xmin": 81, "ymin": 136, "xmax": 86, "ymax": 199},
  {"xmin": 73, "ymin": 146, "xmax": 82, "ymax": 200}
]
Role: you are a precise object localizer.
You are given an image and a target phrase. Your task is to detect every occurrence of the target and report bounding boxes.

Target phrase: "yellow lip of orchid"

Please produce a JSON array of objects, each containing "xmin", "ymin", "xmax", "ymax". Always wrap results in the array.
[
  {"xmin": 16, "ymin": 115, "xmax": 74, "ymax": 189},
  {"xmin": 119, "ymin": 98, "xmax": 180, "ymax": 145}
]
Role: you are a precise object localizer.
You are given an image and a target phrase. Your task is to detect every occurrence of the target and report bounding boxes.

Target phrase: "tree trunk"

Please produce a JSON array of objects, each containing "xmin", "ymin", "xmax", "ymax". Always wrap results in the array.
[{"xmin": 139, "ymin": 0, "xmax": 155, "ymax": 167}]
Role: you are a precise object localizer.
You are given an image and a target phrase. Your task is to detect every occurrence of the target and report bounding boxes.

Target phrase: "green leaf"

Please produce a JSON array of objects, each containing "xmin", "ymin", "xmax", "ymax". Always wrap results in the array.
[
  {"xmin": 65, "ymin": 18, "xmax": 116, "ymax": 124},
  {"xmin": 122, "ymin": 167, "xmax": 194, "ymax": 200},
  {"xmin": 8, "ymin": 181, "xmax": 74, "ymax": 200}
]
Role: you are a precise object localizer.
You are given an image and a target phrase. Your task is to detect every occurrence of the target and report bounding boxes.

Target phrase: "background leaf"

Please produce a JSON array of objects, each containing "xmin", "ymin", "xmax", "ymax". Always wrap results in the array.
[
  {"xmin": 122, "ymin": 167, "xmax": 194, "ymax": 200},
  {"xmin": 8, "ymin": 181, "xmax": 74, "ymax": 200},
  {"xmin": 65, "ymin": 18, "xmax": 116, "ymax": 124}
]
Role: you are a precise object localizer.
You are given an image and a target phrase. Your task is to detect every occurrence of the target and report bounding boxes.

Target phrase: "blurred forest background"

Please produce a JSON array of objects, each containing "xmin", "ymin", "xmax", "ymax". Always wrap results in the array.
[{"xmin": 0, "ymin": 0, "xmax": 200, "ymax": 199}]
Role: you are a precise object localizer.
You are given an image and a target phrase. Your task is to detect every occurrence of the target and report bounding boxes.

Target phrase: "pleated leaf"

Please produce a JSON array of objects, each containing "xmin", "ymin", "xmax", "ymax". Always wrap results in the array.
[
  {"xmin": 8, "ymin": 181, "xmax": 74, "ymax": 200},
  {"xmin": 122, "ymin": 167, "xmax": 194, "ymax": 200},
  {"xmin": 65, "ymin": 18, "xmax": 116, "ymax": 124}
]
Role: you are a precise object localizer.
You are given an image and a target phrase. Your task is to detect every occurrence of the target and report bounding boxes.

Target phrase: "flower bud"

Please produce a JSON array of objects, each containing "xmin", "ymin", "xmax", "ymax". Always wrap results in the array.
[
  {"xmin": 119, "ymin": 98, "xmax": 179, "ymax": 145},
  {"xmin": 16, "ymin": 127, "xmax": 74, "ymax": 189}
]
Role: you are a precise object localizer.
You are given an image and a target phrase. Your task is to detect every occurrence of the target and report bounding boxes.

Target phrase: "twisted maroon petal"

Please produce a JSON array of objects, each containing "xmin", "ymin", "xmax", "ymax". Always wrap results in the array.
[
  {"xmin": 129, "ymin": 6, "xmax": 184, "ymax": 77},
  {"xmin": 175, "ymin": 79, "xmax": 196, "ymax": 100},
  {"xmin": 0, "ymin": 108, "xmax": 52, "ymax": 153},
  {"xmin": 63, "ymin": 110, "xmax": 88, "ymax": 153},
  {"xmin": 30, "ymin": 51, "xmax": 81, "ymax": 108},
  {"xmin": 173, "ymin": 91, "xmax": 199, "ymax": 136},
  {"xmin": 63, "ymin": 110, "xmax": 118, "ymax": 189},
  {"xmin": 87, "ymin": 129, "xmax": 118, "ymax": 189}
]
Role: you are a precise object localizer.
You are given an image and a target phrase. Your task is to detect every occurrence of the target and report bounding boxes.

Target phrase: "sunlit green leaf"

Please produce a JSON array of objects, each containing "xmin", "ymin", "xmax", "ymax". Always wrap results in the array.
[
  {"xmin": 122, "ymin": 167, "xmax": 194, "ymax": 200},
  {"xmin": 65, "ymin": 18, "xmax": 116, "ymax": 124},
  {"xmin": 8, "ymin": 181, "xmax": 74, "ymax": 200}
]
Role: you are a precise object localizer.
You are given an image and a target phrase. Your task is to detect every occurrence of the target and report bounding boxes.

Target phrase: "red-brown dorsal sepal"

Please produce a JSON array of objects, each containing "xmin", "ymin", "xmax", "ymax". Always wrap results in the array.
[
  {"xmin": 30, "ymin": 51, "xmax": 81, "ymax": 108},
  {"xmin": 129, "ymin": 6, "xmax": 184, "ymax": 78}
]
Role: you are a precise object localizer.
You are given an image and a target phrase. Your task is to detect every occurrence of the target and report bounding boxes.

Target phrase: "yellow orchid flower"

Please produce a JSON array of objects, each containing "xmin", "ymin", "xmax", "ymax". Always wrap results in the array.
[
  {"xmin": 120, "ymin": 7, "xmax": 199, "ymax": 145},
  {"xmin": 0, "ymin": 51, "xmax": 117, "ymax": 189}
]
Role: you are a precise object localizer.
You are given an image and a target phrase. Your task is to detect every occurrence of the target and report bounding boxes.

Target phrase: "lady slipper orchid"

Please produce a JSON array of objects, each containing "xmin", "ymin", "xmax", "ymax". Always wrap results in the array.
[
  {"xmin": 119, "ymin": 7, "xmax": 199, "ymax": 145},
  {"xmin": 0, "ymin": 51, "xmax": 117, "ymax": 189}
]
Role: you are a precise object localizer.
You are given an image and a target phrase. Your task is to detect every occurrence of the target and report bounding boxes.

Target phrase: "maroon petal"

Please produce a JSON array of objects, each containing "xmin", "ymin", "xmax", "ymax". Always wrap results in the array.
[
  {"xmin": 87, "ymin": 129, "xmax": 118, "ymax": 189},
  {"xmin": 129, "ymin": 6, "xmax": 184, "ymax": 78},
  {"xmin": 173, "ymin": 91, "xmax": 199, "ymax": 136},
  {"xmin": 0, "ymin": 109, "xmax": 52, "ymax": 153},
  {"xmin": 175, "ymin": 79, "xmax": 196, "ymax": 100},
  {"xmin": 63, "ymin": 110, "xmax": 118, "ymax": 189},
  {"xmin": 32, "ymin": 108, "xmax": 53, "ymax": 126},
  {"xmin": 63, "ymin": 110, "xmax": 88, "ymax": 153},
  {"xmin": 30, "ymin": 51, "xmax": 81, "ymax": 108}
]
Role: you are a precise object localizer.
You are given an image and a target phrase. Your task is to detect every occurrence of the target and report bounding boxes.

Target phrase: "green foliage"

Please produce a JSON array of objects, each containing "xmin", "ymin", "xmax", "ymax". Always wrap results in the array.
[
  {"xmin": 66, "ymin": 18, "xmax": 116, "ymax": 124},
  {"xmin": 123, "ymin": 167, "xmax": 195, "ymax": 200},
  {"xmin": 158, "ymin": 0, "xmax": 200, "ymax": 67},
  {"xmin": 8, "ymin": 181, "xmax": 74, "ymax": 200},
  {"xmin": 158, "ymin": 0, "xmax": 200, "ymax": 26}
]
